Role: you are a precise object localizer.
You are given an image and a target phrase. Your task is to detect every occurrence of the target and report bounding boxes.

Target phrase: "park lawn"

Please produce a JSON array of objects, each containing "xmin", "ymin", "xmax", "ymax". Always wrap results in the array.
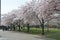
[
  {"xmin": 22, "ymin": 27, "xmax": 60, "ymax": 40},
  {"xmin": 22, "ymin": 27, "xmax": 42, "ymax": 34},
  {"xmin": 45, "ymin": 28, "xmax": 60, "ymax": 40}
]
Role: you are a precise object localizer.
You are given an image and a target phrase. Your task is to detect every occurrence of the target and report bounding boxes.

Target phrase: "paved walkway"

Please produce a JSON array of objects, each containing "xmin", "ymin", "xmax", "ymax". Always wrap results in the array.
[{"xmin": 0, "ymin": 30, "xmax": 56, "ymax": 40}]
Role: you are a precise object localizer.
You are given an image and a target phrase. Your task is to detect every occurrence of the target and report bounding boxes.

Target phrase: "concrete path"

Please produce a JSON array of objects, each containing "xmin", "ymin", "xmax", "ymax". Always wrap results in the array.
[{"xmin": 0, "ymin": 30, "xmax": 56, "ymax": 40}]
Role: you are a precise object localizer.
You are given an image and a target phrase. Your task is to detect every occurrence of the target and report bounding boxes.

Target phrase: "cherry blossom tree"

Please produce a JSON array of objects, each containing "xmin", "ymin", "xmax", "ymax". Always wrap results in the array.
[
  {"xmin": 1, "ymin": 0, "xmax": 60, "ymax": 35},
  {"xmin": 22, "ymin": 0, "xmax": 60, "ymax": 35}
]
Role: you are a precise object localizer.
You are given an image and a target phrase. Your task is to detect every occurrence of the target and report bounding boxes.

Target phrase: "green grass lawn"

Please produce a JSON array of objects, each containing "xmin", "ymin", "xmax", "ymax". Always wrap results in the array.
[
  {"xmin": 45, "ymin": 28, "xmax": 60, "ymax": 40},
  {"xmin": 16, "ymin": 27, "xmax": 60, "ymax": 40}
]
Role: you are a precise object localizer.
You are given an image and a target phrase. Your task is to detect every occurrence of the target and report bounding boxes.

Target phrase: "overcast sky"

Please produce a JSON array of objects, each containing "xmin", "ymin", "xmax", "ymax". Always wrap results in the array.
[{"xmin": 1, "ymin": 0, "xmax": 31, "ymax": 15}]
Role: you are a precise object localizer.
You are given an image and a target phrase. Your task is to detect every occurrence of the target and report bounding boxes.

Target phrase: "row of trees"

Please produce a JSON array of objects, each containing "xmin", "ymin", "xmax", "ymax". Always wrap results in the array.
[{"xmin": 1, "ymin": 0, "xmax": 60, "ymax": 35}]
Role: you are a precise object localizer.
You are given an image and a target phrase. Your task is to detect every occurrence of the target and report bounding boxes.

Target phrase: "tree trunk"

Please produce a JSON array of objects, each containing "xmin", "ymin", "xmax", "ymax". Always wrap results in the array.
[
  {"xmin": 41, "ymin": 23, "xmax": 44, "ymax": 35},
  {"xmin": 41, "ymin": 18, "xmax": 44, "ymax": 35},
  {"xmin": 12, "ymin": 25, "xmax": 15, "ymax": 31},
  {"xmin": 13, "ymin": 27, "xmax": 15, "ymax": 31},
  {"xmin": 27, "ymin": 24, "xmax": 30, "ymax": 32},
  {"xmin": 18, "ymin": 25, "xmax": 21, "ymax": 32},
  {"xmin": 47, "ymin": 26, "xmax": 49, "ymax": 32}
]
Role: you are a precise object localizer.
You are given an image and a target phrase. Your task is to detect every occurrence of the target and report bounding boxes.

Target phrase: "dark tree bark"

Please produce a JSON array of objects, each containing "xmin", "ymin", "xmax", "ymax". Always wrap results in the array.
[
  {"xmin": 27, "ymin": 23, "xmax": 30, "ymax": 32},
  {"xmin": 41, "ymin": 18, "xmax": 44, "ymax": 35},
  {"xmin": 18, "ymin": 25, "xmax": 21, "ymax": 32},
  {"xmin": 13, "ymin": 27, "xmax": 15, "ymax": 31},
  {"xmin": 11, "ymin": 24, "xmax": 15, "ymax": 31}
]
